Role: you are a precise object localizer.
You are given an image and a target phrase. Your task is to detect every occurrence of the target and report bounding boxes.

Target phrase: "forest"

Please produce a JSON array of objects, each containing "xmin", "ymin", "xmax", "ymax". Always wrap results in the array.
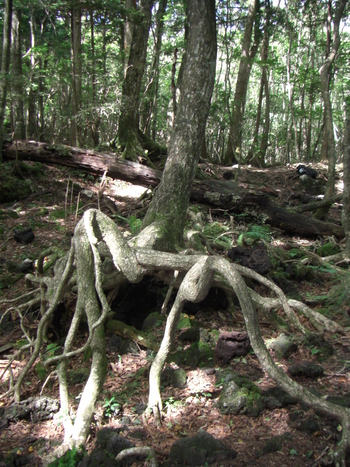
[{"xmin": 1, "ymin": 0, "xmax": 350, "ymax": 466}]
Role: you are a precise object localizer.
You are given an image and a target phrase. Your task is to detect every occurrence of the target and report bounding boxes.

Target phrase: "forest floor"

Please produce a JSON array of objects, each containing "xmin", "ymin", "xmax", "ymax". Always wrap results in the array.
[{"xmin": 0, "ymin": 159, "xmax": 350, "ymax": 467}]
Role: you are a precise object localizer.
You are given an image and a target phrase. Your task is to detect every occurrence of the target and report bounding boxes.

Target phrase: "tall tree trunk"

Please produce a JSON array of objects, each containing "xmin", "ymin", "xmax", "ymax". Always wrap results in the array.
[
  {"xmin": 90, "ymin": 10, "xmax": 100, "ymax": 147},
  {"xmin": 71, "ymin": 3, "xmax": 82, "ymax": 147},
  {"xmin": 224, "ymin": 0, "xmax": 260, "ymax": 165},
  {"xmin": 38, "ymin": 57, "xmax": 44, "ymax": 142},
  {"xmin": 306, "ymin": 46, "xmax": 315, "ymax": 160},
  {"xmin": 117, "ymin": 0, "xmax": 153, "ymax": 160},
  {"xmin": 11, "ymin": 8, "xmax": 25, "ymax": 140},
  {"xmin": 0, "ymin": 0, "xmax": 12, "ymax": 162},
  {"xmin": 343, "ymin": 97, "xmax": 350, "ymax": 260},
  {"xmin": 27, "ymin": 14, "xmax": 37, "ymax": 140},
  {"xmin": 247, "ymin": 0, "xmax": 270, "ymax": 167},
  {"xmin": 123, "ymin": 0, "xmax": 137, "ymax": 77},
  {"xmin": 259, "ymin": 67, "xmax": 270, "ymax": 163},
  {"xmin": 141, "ymin": 0, "xmax": 167, "ymax": 138},
  {"xmin": 316, "ymin": 0, "xmax": 347, "ymax": 218},
  {"xmin": 141, "ymin": 0, "xmax": 217, "ymax": 251}
]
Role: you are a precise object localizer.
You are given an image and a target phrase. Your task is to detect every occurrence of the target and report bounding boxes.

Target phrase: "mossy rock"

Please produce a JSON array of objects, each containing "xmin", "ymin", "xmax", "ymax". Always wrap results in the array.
[
  {"xmin": 0, "ymin": 175, "xmax": 32, "ymax": 202},
  {"xmin": 0, "ymin": 273, "xmax": 23, "ymax": 289},
  {"xmin": 284, "ymin": 263, "xmax": 316, "ymax": 281},
  {"xmin": 258, "ymin": 434, "xmax": 292, "ymax": 457},
  {"xmin": 142, "ymin": 312, "xmax": 166, "ymax": 331},
  {"xmin": 168, "ymin": 431, "xmax": 237, "ymax": 466},
  {"xmin": 303, "ymin": 334, "xmax": 333, "ymax": 362},
  {"xmin": 267, "ymin": 333, "xmax": 297, "ymax": 359},
  {"xmin": 216, "ymin": 371, "xmax": 265, "ymax": 417},
  {"xmin": 177, "ymin": 313, "xmax": 193, "ymax": 330},
  {"xmin": 48, "ymin": 447, "xmax": 86, "ymax": 467},
  {"xmin": 316, "ymin": 243, "xmax": 340, "ymax": 257},
  {"xmin": 161, "ymin": 367, "xmax": 187, "ymax": 389},
  {"xmin": 199, "ymin": 328, "xmax": 220, "ymax": 347},
  {"xmin": 170, "ymin": 341, "xmax": 214, "ymax": 368}
]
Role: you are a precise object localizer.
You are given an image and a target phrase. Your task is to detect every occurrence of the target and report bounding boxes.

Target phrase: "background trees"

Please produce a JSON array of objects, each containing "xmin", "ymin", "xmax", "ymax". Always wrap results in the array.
[
  {"xmin": 1, "ymin": 1, "xmax": 350, "ymax": 465},
  {"xmin": 0, "ymin": 0, "xmax": 347, "ymax": 168}
]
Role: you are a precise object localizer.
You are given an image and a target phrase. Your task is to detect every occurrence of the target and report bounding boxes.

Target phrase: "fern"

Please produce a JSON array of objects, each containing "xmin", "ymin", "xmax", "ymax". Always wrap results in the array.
[{"xmin": 237, "ymin": 225, "xmax": 271, "ymax": 246}]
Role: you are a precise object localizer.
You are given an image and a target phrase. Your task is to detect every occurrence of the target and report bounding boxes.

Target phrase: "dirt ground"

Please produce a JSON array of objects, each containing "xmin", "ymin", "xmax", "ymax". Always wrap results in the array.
[{"xmin": 0, "ymin": 160, "xmax": 349, "ymax": 467}]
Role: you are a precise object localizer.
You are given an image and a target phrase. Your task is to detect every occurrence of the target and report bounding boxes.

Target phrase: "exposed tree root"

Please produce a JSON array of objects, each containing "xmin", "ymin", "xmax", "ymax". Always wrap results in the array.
[
  {"xmin": 1, "ymin": 208, "xmax": 349, "ymax": 465},
  {"xmin": 115, "ymin": 446, "xmax": 158, "ymax": 467}
]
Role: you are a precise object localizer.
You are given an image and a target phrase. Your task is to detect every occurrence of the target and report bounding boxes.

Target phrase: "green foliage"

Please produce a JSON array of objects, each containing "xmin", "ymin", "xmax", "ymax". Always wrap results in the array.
[
  {"xmin": 128, "ymin": 215, "xmax": 142, "ymax": 235},
  {"xmin": 177, "ymin": 313, "xmax": 192, "ymax": 330},
  {"xmin": 102, "ymin": 396, "xmax": 121, "ymax": 418},
  {"xmin": 49, "ymin": 209, "xmax": 66, "ymax": 220},
  {"xmin": 164, "ymin": 396, "xmax": 183, "ymax": 413},
  {"xmin": 202, "ymin": 222, "xmax": 232, "ymax": 249},
  {"xmin": 288, "ymin": 248, "xmax": 305, "ymax": 259},
  {"xmin": 44, "ymin": 343, "xmax": 61, "ymax": 358},
  {"xmin": 48, "ymin": 447, "xmax": 85, "ymax": 467},
  {"xmin": 316, "ymin": 243, "xmax": 340, "ymax": 257},
  {"xmin": 35, "ymin": 362, "xmax": 47, "ymax": 382},
  {"xmin": 237, "ymin": 225, "xmax": 271, "ymax": 246}
]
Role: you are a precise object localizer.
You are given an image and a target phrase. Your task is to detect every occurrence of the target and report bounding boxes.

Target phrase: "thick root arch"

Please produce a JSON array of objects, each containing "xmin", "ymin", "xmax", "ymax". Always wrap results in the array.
[{"xmin": 1, "ymin": 208, "xmax": 349, "ymax": 466}]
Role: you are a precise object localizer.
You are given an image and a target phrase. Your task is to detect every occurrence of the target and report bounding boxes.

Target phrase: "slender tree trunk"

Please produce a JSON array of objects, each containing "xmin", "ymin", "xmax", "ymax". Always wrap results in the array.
[
  {"xmin": 27, "ymin": 14, "xmax": 37, "ymax": 140},
  {"xmin": 123, "ymin": 0, "xmax": 137, "ymax": 77},
  {"xmin": 316, "ymin": 0, "xmax": 347, "ymax": 218},
  {"xmin": 90, "ymin": 10, "xmax": 100, "ymax": 147},
  {"xmin": 38, "ymin": 57, "xmax": 44, "ymax": 142},
  {"xmin": 286, "ymin": 28, "xmax": 299, "ymax": 161},
  {"xmin": 0, "ymin": 0, "xmax": 12, "ymax": 162},
  {"xmin": 259, "ymin": 67, "xmax": 270, "ymax": 163},
  {"xmin": 11, "ymin": 8, "xmax": 25, "ymax": 140},
  {"xmin": 306, "ymin": 46, "xmax": 315, "ymax": 161},
  {"xmin": 224, "ymin": 0, "xmax": 260, "ymax": 165},
  {"xmin": 141, "ymin": 0, "xmax": 167, "ymax": 138},
  {"xmin": 141, "ymin": 0, "xmax": 217, "ymax": 251},
  {"xmin": 343, "ymin": 98, "xmax": 350, "ymax": 259},
  {"xmin": 247, "ymin": 0, "xmax": 270, "ymax": 167},
  {"xmin": 71, "ymin": 3, "xmax": 82, "ymax": 147},
  {"xmin": 117, "ymin": 0, "xmax": 153, "ymax": 160}
]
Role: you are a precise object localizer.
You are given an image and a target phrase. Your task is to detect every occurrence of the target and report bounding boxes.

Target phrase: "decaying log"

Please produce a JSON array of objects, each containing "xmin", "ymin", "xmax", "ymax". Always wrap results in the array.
[{"xmin": 3, "ymin": 140, "xmax": 345, "ymax": 238}]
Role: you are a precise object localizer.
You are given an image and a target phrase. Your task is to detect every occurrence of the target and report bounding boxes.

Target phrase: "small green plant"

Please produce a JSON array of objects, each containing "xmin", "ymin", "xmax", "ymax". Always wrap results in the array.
[
  {"xmin": 164, "ymin": 396, "xmax": 183, "ymax": 413},
  {"xmin": 103, "ymin": 396, "xmax": 121, "ymax": 418},
  {"xmin": 128, "ymin": 215, "xmax": 142, "ymax": 235},
  {"xmin": 48, "ymin": 446, "xmax": 85, "ymax": 466},
  {"xmin": 36, "ymin": 362, "xmax": 47, "ymax": 381},
  {"xmin": 45, "ymin": 343, "xmax": 61, "ymax": 358},
  {"xmin": 164, "ymin": 396, "xmax": 175, "ymax": 409},
  {"xmin": 49, "ymin": 208, "xmax": 66, "ymax": 220},
  {"xmin": 237, "ymin": 224, "xmax": 271, "ymax": 246}
]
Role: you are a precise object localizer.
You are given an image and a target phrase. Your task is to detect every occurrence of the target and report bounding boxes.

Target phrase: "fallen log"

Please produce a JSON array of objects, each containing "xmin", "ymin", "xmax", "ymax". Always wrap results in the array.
[{"xmin": 3, "ymin": 140, "xmax": 344, "ymax": 238}]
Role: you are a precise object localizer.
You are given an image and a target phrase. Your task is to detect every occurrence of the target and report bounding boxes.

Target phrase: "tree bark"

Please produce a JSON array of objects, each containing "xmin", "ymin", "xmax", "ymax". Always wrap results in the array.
[
  {"xmin": 71, "ymin": 3, "xmax": 82, "ymax": 147},
  {"xmin": 27, "ymin": 13, "xmax": 37, "ymax": 140},
  {"xmin": 141, "ymin": 0, "xmax": 217, "ymax": 251},
  {"xmin": 11, "ymin": 8, "xmax": 25, "ymax": 140},
  {"xmin": 0, "ymin": 0, "xmax": 12, "ymax": 162},
  {"xmin": 316, "ymin": 0, "xmax": 347, "ymax": 218},
  {"xmin": 140, "ymin": 0, "xmax": 167, "ymax": 138},
  {"xmin": 117, "ymin": 0, "xmax": 153, "ymax": 160},
  {"xmin": 90, "ymin": 10, "xmax": 100, "ymax": 147},
  {"xmin": 123, "ymin": 0, "xmax": 137, "ymax": 77},
  {"xmin": 224, "ymin": 0, "xmax": 260, "ymax": 165},
  {"xmin": 247, "ymin": 0, "xmax": 270, "ymax": 167},
  {"xmin": 343, "ymin": 98, "xmax": 350, "ymax": 259}
]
